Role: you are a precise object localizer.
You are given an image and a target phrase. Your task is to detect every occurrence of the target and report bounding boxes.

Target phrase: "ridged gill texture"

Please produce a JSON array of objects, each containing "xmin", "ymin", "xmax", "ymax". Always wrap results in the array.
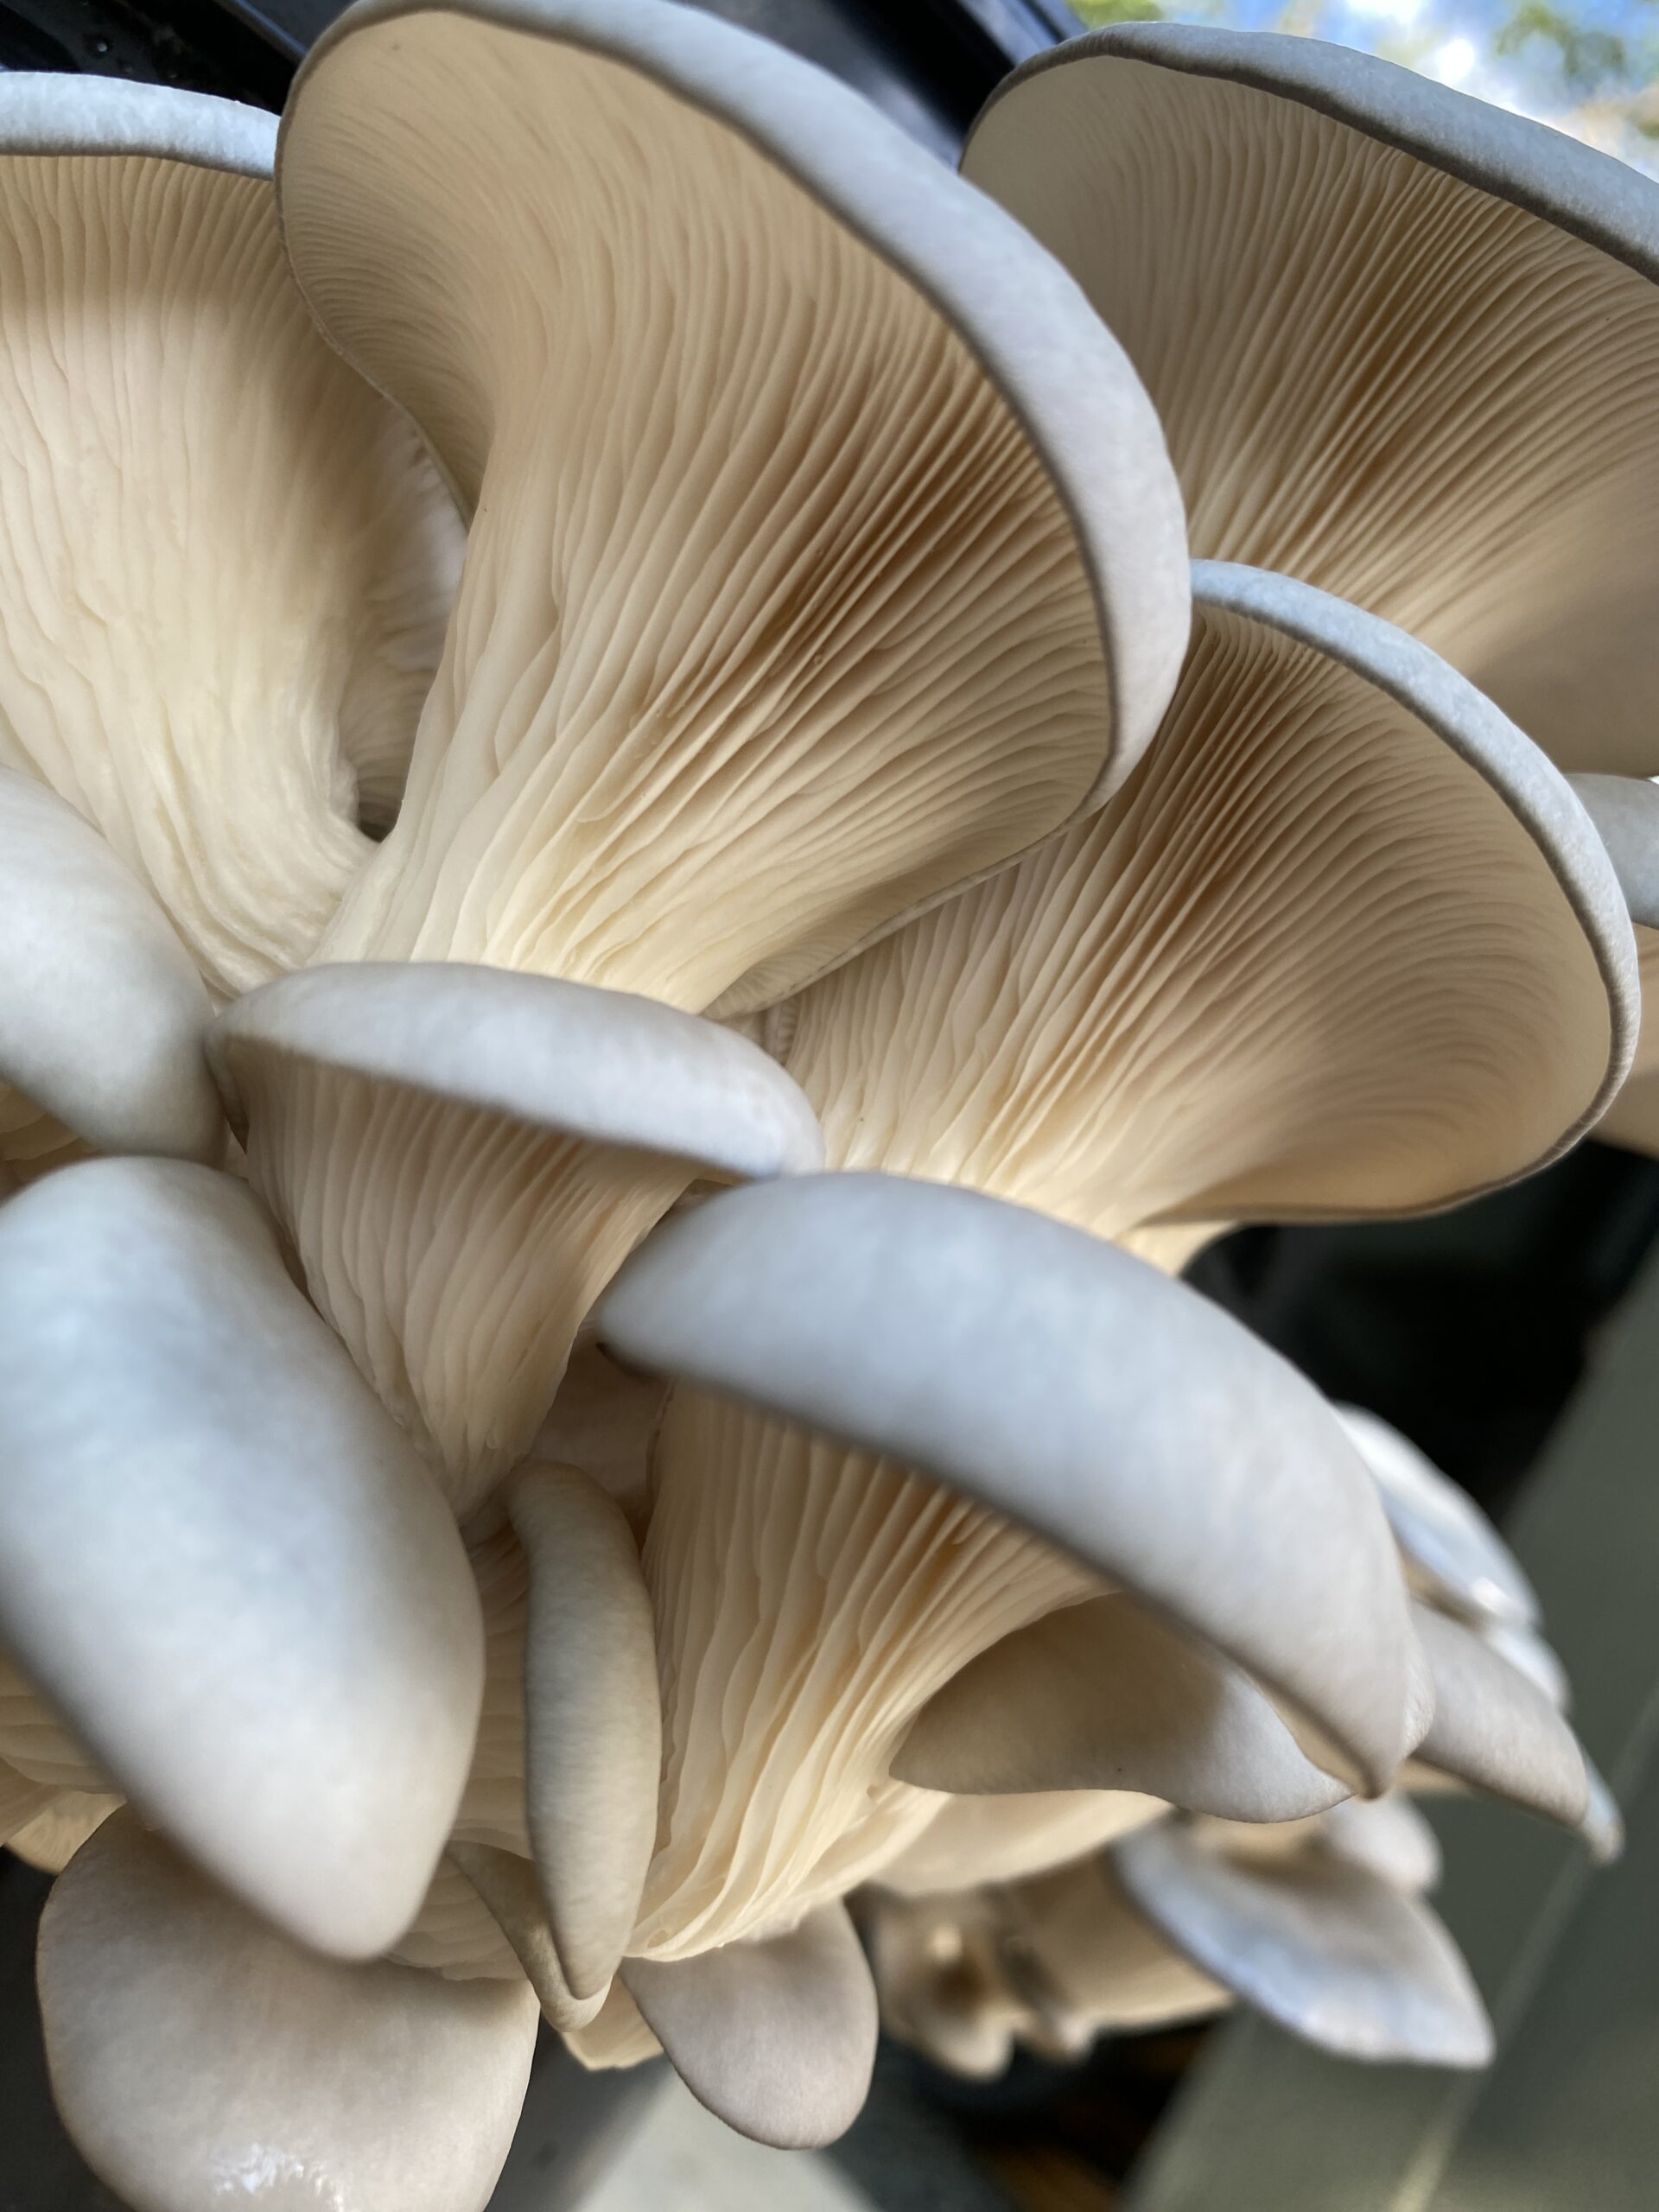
[
  {"xmin": 784, "ymin": 606, "xmax": 1608, "ymax": 1231},
  {"xmin": 636, "ymin": 1390, "xmax": 1097, "ymax": 1959},
  {"xmin": 283, "ymin": 16, "xmax": 1114, "ymax": 1013},
  {"xmin": 967, "ymin": 57, "xmax": 1659, "ymax": 773},
  {"xmin": 0, "ymin": 151, "xmax": 459, "ymax": 997},
  {"xmin": 226, "ymin": 1054, "xmax": 690, "ymax": 1516}
]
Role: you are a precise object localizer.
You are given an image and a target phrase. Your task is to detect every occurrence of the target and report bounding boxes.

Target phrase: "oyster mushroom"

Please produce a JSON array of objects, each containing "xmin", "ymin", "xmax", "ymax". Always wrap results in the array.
[
  {"xmin": 201, "ymin": 0, "xmax": 1189, "ymax": 1507},
  {"xmin": 576, "ymin": 563, "xmax": 1631, "ymax": 1975},
  {"xmin": 772, "ymin": 566, "xmax": 1633, "ymax": 1254},
  {"xmin": 0, "ymin": 71, "xmax": 459, "ymax": 1008},
  {"xmin": 600, "ymin": 1173, "xmax": 1420, "ymax": 1961},
  {"xmin": 207, "ymin": 965, "xmax": 824, "ymax": 1511},
  {"xmin": 963, "ymin": 25, "xmax": 1659, "ymax": 777},
  {"xmin": 0, "ymin": 1159, "xmax": 482, "ymax": 1957},
  {"xmin": 38, "ymin": 1812, "xmax": 538, "ymax": 2212}
]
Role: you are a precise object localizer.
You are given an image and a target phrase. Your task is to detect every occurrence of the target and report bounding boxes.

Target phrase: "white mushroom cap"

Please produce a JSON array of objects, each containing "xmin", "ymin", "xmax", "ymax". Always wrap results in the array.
[
  {"xmin": 608, "ymin": 1174, "xmax": 1440, "ymax": 1791},
  {"xmin": 1338, "ymin": 1405, "xmax": 1540, "ymax": 1628},
  {"xmin": 1569, "ymin": 777, "xmax": 1659, "ymax": 930},
  {"xmin": 621, "ymin": 1904, "xmax": 878, "ymax": 2148},
  {"xmin": 0, "ymin": 1158, "xmax": 483, "ymax": 1957},
  {"xmin": 892, "ymin": 1593, "xmax": 1351, "ymax": 1823},
  {"xmin": 0, "ymin": 770, "xmax": 223, "ymax": 1166},
  {"xmin": 39, "ymin": 1812, "xmax": 539, "ymax": 2212},
  {"xmin": 505, "ymin": 1461, "xmax": 661, "ymax": 2005},
  {"xmin": 963, "ymin": 26, "xmax": 1659, "ymax": 778},
  {"xmin": 209, "ymin": 964, "xmax": 823, "ymax": 1513},
  {"xmin": 1114, "ymin": 1814, "xmax": 1493, "ymax": 2067},
  {"xmin": 602, "ymin": 1168, "xmax": 1420, "ymax": 1962},
  {"xmin": 778, "ymin": 565, "xmax": 1633, "ymax": 1243},
  {"xmin": 278, "ymin": 0, "xmax": 1187, "ymax": 1015},
  {"xmin": 0, "ymin": 76, "xmax": 459, "ymax": 994},
  {"xmin": 1407, "ymin": 1604, "xmax": 1590, "ymax": 1835},
  {"xmin": 1594, "ymin": 924, "xmax": 1659, "ymax": 1155}
]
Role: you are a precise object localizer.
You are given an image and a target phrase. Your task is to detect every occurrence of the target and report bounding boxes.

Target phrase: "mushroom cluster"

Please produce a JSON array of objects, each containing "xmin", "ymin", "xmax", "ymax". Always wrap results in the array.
[
  {"xmin": 0, "ymin": 7, "xmax": 1653, "ymax": 2209},
  {"xmin": 862, "ymin": 1408, "xmax": 1616, "ymax": 2078}
]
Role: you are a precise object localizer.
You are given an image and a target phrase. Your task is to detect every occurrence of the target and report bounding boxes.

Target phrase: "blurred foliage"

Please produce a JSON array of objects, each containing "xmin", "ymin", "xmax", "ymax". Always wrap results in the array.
[{"xmin": 1067, "ymin": 0, "xmax": 1659, "ymax": 168}]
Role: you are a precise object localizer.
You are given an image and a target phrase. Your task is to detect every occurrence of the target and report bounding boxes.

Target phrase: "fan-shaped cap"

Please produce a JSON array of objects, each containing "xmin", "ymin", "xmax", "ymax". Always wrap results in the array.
[
  {"xmin": 0, "ymin": 772, "xmax": 223, "ymax": 1166},
  {"xmin": 0, "ymin": 1157, "xmax": 483, "ymax": 1956},
  {"xmin": 39, "ymin": 1812, "xmax": 538, "ymax": 2212},
  {"xmin": 779, "ymin": 564, "xmax": 1633, "ymax": 1241},
  {"xmin": 621, "ymin": 1903, "xmax": 878, "ymax": 2147},
  {"xmin": 0, "ymin": 76, "xmax": 458, "ymax": 993},
  {"xmin": 1115, "ymin": 1815, "xmax": 1493, "ymax": 2066},
  {"xmin": 279, "ymin": 0, "xmax": 1187, "ymax": 1015},
  {"xmin": 1338, "ymin": 1406, "xmax": 1540, "ymax": 1627},
  {"xmin": 210, "ymin": 965, "xmax": 823, "ymax": 1510},
  {"xmin": 964, "ymin": 27, "xmax": 1659, "ymax": 778},
  {"xmin": 602, "ymin": 1173, "xmax": 1417, "ymax": 1792},
  {"xmin": 1408, "ymin": 1604, "xmax": 1590, "ymax": 1834},
  {"xmin": 892, "ymin": 1592, "xmax": 1349, "ymax": 1822}
]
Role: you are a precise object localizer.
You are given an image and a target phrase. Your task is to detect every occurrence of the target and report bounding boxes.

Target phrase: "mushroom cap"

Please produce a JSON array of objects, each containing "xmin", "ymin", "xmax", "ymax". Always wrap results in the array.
[
  {"xmin": 505, "ymin": 1460, "xmax": 661, "ymax": 2004},
  {"xmin": 892, "ymin": 1592, "xmax": 1350, "ymax": 1823},
  {"xmin": 210, "ymin": 963, "xmax": 824, "ymax": 1179},
  {"xmin": 1569, "ymin": 776, "xmax": 1659, "ymax": 931},
  {"xmin": 0, "ymin": 76, "xmax": 459, "ymax": 987},
  {"xmin": 211, "ymin": 966, "xmax": 823, "ymax": 1510},
  {"xmin": 621, "ymin": 1903, "xmax": 878, "ymax": 2148},
  {"xmin": 1338, "ymin": 1405, "xmax": 1541, "ymax": 1628},
  {"xmin": 0, "ymin": 771, "xmax": 224, "ymax": 1165},
  {"xmin": 1408, "ymin": 1604, "xmax": 1590, "ymax": 1834},
  {"xmin": 39, "ymin": 1812, "xmax": 539, "ymax": 2212},
  {"xmin": 0, "ymin": 70, "xmax": 274, "ymax": 169},
  {"xmin": 601, "ymin": 1173, "xmax": 1418, "ymax": 1792},
  {"xmin": 963, "ymin": 26, "xmax": 1659, "ymax": 777},
  {"xmin": 278, "ymin": 0, "xmax": 1189, "ymax": 1013},
  {"xmin": 1115, "ymin": 1815, "xmax": 1494, "ymax": 2067},
  {"xmin": 780, "ymin": 563, "xmax": 1634, "ymax": 1237},
  {"xmin": 0, "ymin": 1157, "xmax": 483, "ymax": 1956}
]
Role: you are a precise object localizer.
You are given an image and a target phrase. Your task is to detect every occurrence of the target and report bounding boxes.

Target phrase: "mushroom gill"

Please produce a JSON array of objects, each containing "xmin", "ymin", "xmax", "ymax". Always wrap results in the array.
[
  {"xmin": 591, "ymin": 569, "xmax": 1629, "ymax": 1960},
  {"xmin": 963, "ymin": 26, "xmax": 1659, "ymax": 777},
  {"xmin": 226, "ymin": 0, "xmax": 1186, "ymax": 1512},
  {"xmin": 0, "ymin": 75, "xmax": 459, "ymax": 1002}
]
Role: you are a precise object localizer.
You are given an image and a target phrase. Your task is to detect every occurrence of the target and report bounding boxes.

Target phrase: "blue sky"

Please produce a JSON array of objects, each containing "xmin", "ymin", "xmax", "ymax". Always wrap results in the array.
[{"xmin": 1075, "ymin": 0, "xmax": 1659, "ymax": 170}]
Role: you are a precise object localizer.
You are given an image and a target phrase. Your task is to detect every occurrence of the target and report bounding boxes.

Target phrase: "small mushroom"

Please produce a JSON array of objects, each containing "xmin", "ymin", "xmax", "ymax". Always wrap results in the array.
[
  {"xmin": 1113, "ymin": 1815, "xmax": 1493, "ymax": 2068},
  {"xmin": 0, "ymin": 1157, "xmax": 483, "ymax": 1957},
  {"xmin": 621, "ymin": 1903, "xmax": 878, "ymax": 2148},
  {"xmin": 1338, "ymin": 1405, "xmax": 1540, "ymax": 1628},
  {"xmin": 0, "ymin": 73, "xmax": 459, "ymax": 996},
  {"xmin": 1406, "ymin": 1603, "xmax": 1590, "ymax": 1835},
  {"xmin": 892, "ymin": 1592, "xmax": 1350, "ymax": 1823},
  {"xmin": 963, "ymin": 26, "xmax": 1659, "ymax": 777},
  {"xmin": 504, "ymin": 1460, "xmax": 661, "ymax": 2005},
  {"xmin": 209, "ymin": 963, "xmax": 823, "ymax": 1512},
  {"xmin": 38, "ymin": 1811, "xmax": 539, "ymax": 2212}
]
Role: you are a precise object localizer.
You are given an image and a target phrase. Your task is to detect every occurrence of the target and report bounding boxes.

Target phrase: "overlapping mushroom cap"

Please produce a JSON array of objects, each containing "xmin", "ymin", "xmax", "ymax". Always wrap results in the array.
[
  {"xmin": 0, "ymin": 4, "xmax": 1643, "ymax": 2204},
  {"xmin": 863, "ymin": 1416, "xmax": 1611, "ymax": 2081},
  {"xmin": 962, "ymin": 24, "xmax": 1659, "ymax": 1161}
]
